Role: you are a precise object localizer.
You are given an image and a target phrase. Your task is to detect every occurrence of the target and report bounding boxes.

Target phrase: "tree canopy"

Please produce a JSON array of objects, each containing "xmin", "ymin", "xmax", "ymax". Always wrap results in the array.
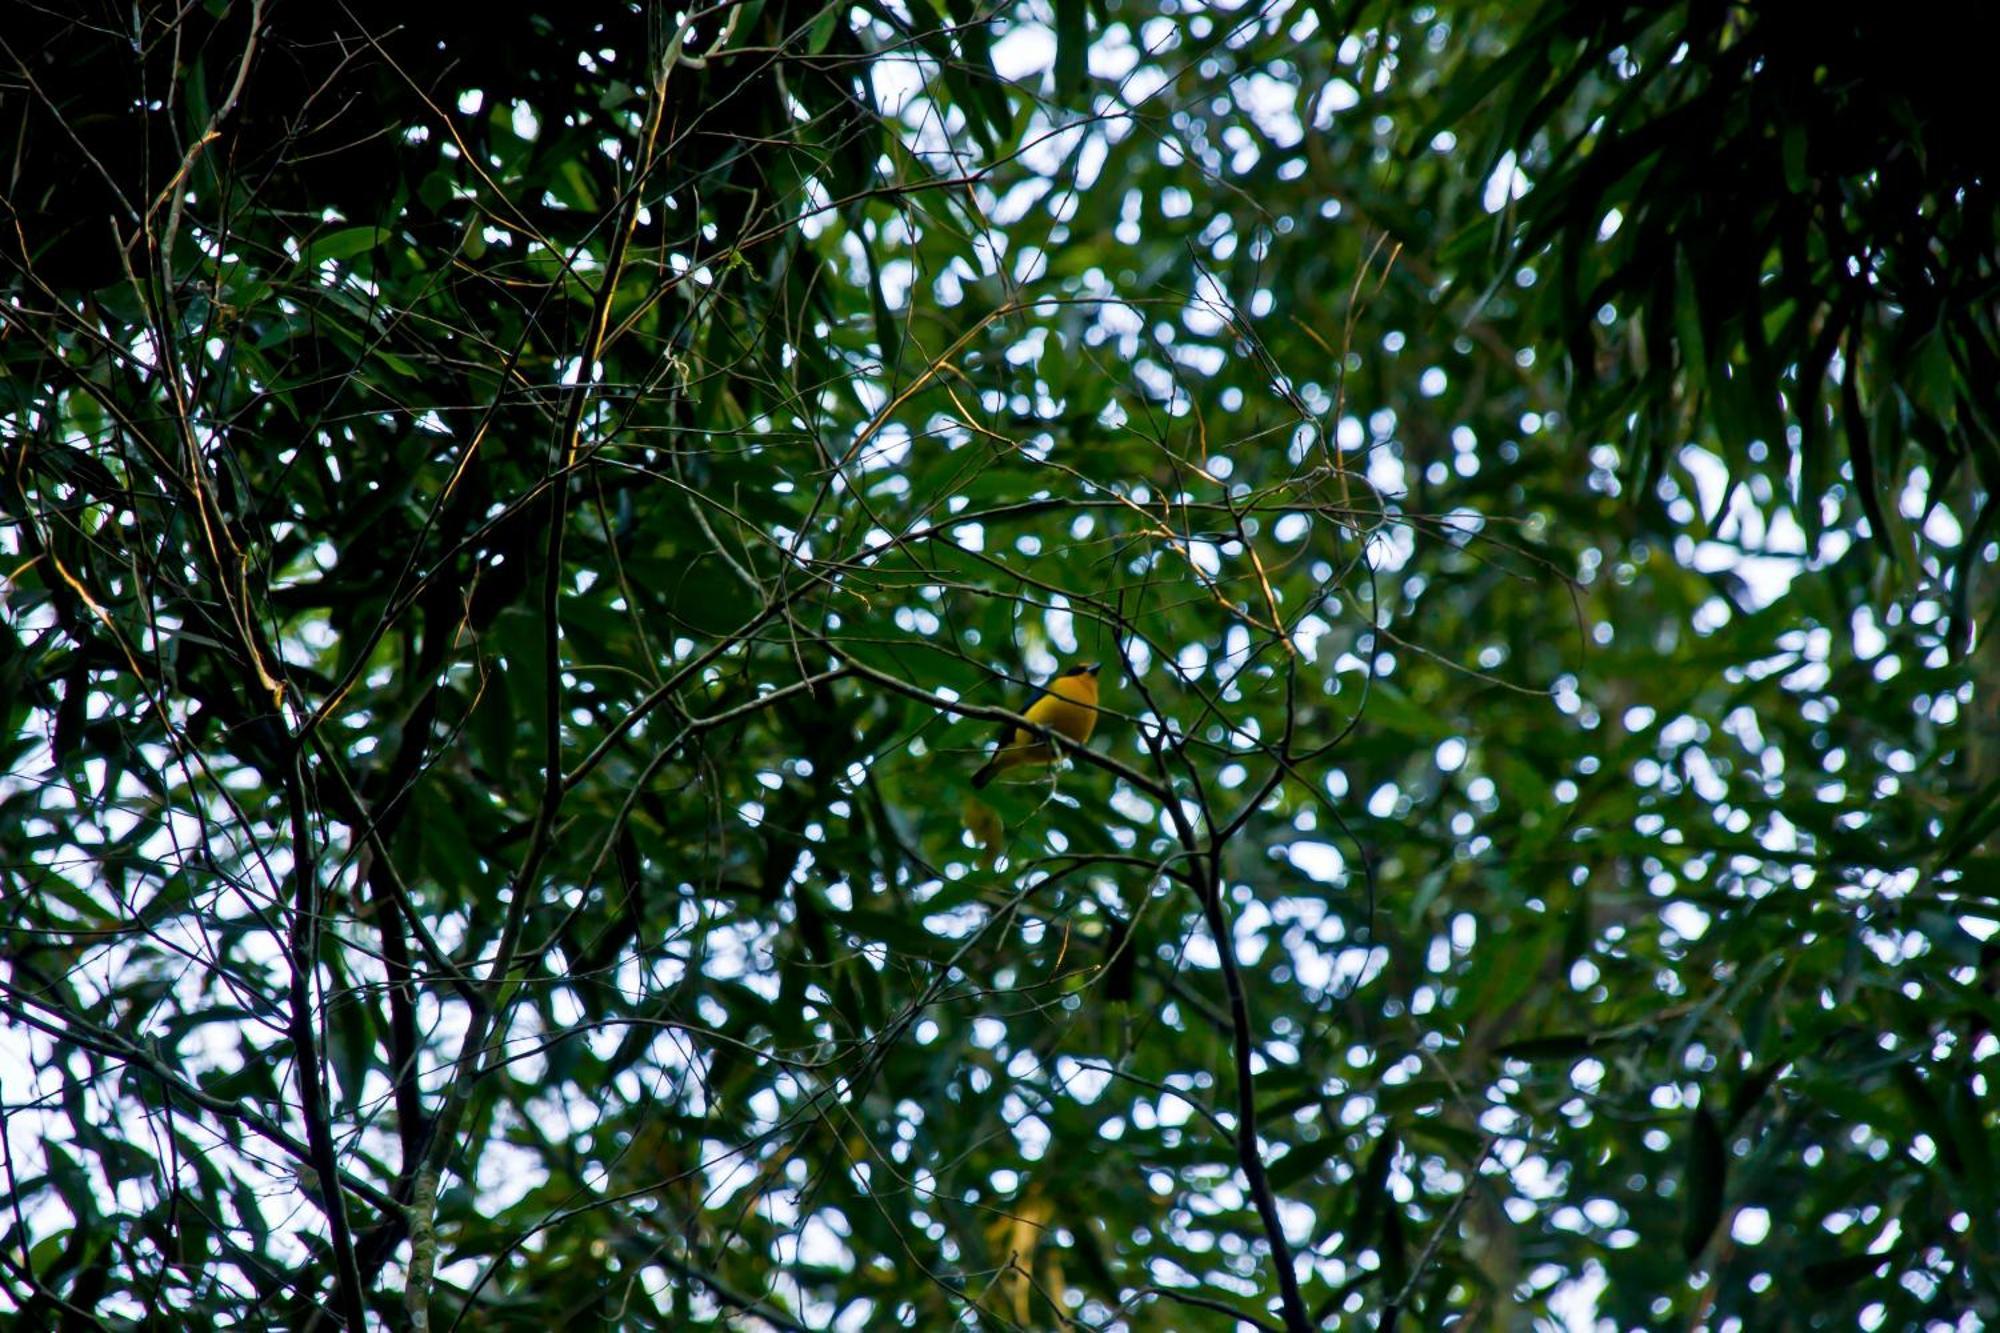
[{"xmin": 3, "ymin": 1, "xmax": 1995, "ymax": 1328}]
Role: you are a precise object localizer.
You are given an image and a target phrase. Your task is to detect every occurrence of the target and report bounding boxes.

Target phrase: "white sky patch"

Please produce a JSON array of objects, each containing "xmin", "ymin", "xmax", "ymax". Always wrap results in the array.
[
  {"xmin": 1851, "ymin": 606, "xmax": 1886, "ymax": 658},
  {"xmin": 1680, "ymin": 444, "xmax": 1728, "ymax": 522},
  {"xmin": 1005, "ymin": 326, "xmax": 1049, "ymax": 367},
  {"xmin": 1188, "ymin": 270, "xmax": 1234, "ymax": 335},
  {"xmin": 1483, "ymin": 150, "xmax": 1531, "ymax": 212},
  {"xmin": 871, "ymin": 53, "xmax": 930, "ymax": 113},
  {"xmin": 1731, "ymin": 1206, "xmax": 1772, "ymax": 1245},
  {"xmin": 991, "ymin": 177, "xmax": 1052, "ymax": 224},
  {"xmin": 1548, "ymin": 1262, "xmax": 1607, "ymax": 1332},
  {"xmin": 1073, "ymin": 130, "xmax": 1110, "ymax": 189},
  {"xmin": 1045, "ymin": 597, "xmax": 1078, "ymax": 653},
  {"xmin": 1292, "ymin": 612, "xmax": 1330, "ymax": 660},
  {"xmin": 1090, "ymin": 23, "xmax": 1141, "ymax": 80},
  {"xmin": 991, "ymin": 23, "xmax": 1056, "ymax": 81},
  {"xmin": 852, "ymin": 376, "xmax": 888, "ymax": 417},
  {"xmin": 1366, "ymin": 522, "xmax": 1415, "ymax": 575},
  {"xmin": 1019, "ymin": 111, "xmax": 1088, "ymax": 174},
  {"xmin": 1366, "ymin": 444, "xmax": 1407, "ymax": 497},
  {"xmin": 857, "ymin": 422, "xmax": 910, "ymax": 471},
  {"xmin": 1313, "ymin": 77, "xmax": 1359, "ymax": 125},
  {"xmin": 1442, "ymin": 506, "xmax": 1485, "ymax": 545},
  {"xmin": 1923, "ymin": 505, "xmax": 1963, "ymax": 547},
  {"xmin": 1289, "ymin": 841, "xmax": 1346, "ymax": 883},
  {"xmin": 798, "ymin": 174, "xmax": 833, "ymax": 239},
  {"xmin": 1684, "ymin": 747, "xmax": 1727, "ymax": 802},
  {"xmin": 1662, "ymin": 900, "xmax": 1711, "ymax": 941},
  {"xmin": 898, "ymin": 95, "xmax": 960, "ymax": 160},
  {"xmin": 1898, "ymin": 468, "xmax": 1929, "ymax": 520},
  {"xmin": 1111, "ymin": 59, "xmax": 1163, "ymax": 114},
  {"xmin": 1330, "ymin": 945, "xmax": 1387, "ymax": 992},
  {"xmin": 1236, "ymin": 72, "xmax": 1303, "ymax": 147},
  {"xmin": 1690, "ymin": 480, "xmax": 1810, "ymax": 608},
  {"xmin": 1056, "ymin": 1056, "xmax": 1112, "ymax": 1103},
  {"xmin": 879, "ymin": 257, "xmax": 914, "ymax": 309}
]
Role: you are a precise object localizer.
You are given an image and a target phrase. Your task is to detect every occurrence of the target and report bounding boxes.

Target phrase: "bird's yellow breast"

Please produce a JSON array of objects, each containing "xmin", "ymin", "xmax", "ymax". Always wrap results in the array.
[{"xmin": 1018, "ymin": 673, "xmax": 1099, "ymax": 746}]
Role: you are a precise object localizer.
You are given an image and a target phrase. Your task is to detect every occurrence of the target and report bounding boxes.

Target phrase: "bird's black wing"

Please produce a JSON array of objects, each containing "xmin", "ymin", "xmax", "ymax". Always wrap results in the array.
[{"xmin": 994, "ymin": 684, "xmax": 1051, "ymax": 747}]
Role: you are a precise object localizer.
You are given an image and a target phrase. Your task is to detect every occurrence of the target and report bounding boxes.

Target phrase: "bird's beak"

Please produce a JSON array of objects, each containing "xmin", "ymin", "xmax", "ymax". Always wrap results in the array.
[{"xmin": 1083, "ymin": 663, "xmax": 1101, "ymax": 676}]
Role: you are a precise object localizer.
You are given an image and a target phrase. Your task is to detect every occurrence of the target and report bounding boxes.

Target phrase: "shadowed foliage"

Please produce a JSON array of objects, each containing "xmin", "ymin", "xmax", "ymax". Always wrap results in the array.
[{"xmin": 3, "ymin": 1, "xmax": 1995, "ymax": 1328}]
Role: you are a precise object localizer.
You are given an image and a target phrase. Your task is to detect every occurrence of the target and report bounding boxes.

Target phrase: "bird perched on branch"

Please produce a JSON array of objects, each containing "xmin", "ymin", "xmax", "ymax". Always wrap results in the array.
[{"xmin": 971, "ymin": 662, "xmax": 1102, "ymax": 788}]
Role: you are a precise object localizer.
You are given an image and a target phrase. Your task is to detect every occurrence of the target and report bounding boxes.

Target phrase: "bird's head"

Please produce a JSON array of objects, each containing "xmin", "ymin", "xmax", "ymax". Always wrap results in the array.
[{"xmin": 1059, "ymin": 663, "xmax": 1102, "ymax": 679}]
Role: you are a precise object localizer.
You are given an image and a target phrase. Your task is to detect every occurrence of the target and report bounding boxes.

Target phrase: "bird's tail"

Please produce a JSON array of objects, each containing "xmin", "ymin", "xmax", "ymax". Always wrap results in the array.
[
  {"xmin": 962, "ymin": 795, "xmax": 1004, "ymax": 870},
  {"xmin": 971, "ymin": 760, "xmax": 997, "ymax": 789}
]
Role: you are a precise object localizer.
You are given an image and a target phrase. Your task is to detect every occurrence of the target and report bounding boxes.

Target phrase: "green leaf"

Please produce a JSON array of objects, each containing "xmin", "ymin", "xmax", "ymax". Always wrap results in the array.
[
  {"xmin": 1781, "ymin": 124, "xmax": 1808, "ymax": 194},
  {"xmin": 1681, "ymin": 1104, "xmax": 1727, "ymax": 1263},
  {"xmin": 1054, "ymin": 0, "xmax": 1089, "ymax": 105},
  {"xmin": 299, "ymin": 227, "xmax": 388, "ymax": 267},
  {"xmin": 1269, "ymin": 1131, "xmax": 1342, "ymax": 1192}
]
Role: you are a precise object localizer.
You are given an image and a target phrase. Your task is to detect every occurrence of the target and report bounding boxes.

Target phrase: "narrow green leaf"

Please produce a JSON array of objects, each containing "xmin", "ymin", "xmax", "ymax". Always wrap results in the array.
[
  {"xmin": 1054, "ymin": 0, "xmax": 1088, "ymax": 105},
  {"xmin": 1681, "ymin": 1104, "xmax": 1727, "ymax": 1263}
]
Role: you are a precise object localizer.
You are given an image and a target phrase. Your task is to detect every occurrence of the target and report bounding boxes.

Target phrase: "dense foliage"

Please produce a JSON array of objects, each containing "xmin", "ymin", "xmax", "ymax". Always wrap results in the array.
[{"xmin": 3, "ymin": 1, "xmax": 1995, "ymax": 1328}]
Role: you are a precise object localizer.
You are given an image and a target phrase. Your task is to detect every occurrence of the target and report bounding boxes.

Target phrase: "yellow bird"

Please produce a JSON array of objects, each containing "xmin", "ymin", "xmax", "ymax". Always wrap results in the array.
[{"xmin": 971, "ymin": 663, "xmax": 1102, "ymax": 789}]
